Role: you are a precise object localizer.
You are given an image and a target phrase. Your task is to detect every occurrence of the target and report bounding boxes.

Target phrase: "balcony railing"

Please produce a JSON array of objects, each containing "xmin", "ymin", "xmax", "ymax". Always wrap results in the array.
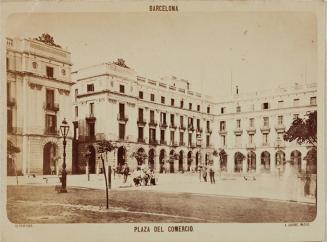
[
  {"xmin": 179, "ymin": 124, "xmax": 186, "ymax": 131},
  {"xmin": 149, "ymin": 120, "xmax": 158, "ymax": 127},
  {"xmin": 260, "ymin": 125, "xmax": 270, "ymax": 134},
  {"xmin": 44, "ymin": 128, "xmax": 59, "ymax": 135},
  {"xmin": 261, "ymin": 142, "xmax": 270, "ymax": 147},
  {"xmin": 160, "ymin": 140, "xmax": 167, "ymax": 145},
  {"xmin": 246, "ymin": 143, "xmax": 256, "ymax": 150},
  {"xmin": 44, "ymin": 103, "xmax": 59, "ymax": 112},
  {"xmin": 189, "ymin": 142, "xmax": 196, "ymax": 148},
  {"xmin": 159, "ymin": 122, "xmax": 168, "ymax": 129},
  {"xmin": 274, "ymin": 139, "xmax": 286, "ymax": 148},
  {"xmin": 137, "ymin": 118, "xmax": 147, "ymax": 126},
  {"xmin": 234, "ymin": 127, "xmax": 243, "ymax": 135},
  {"xmin": 86, "ymin": 113, "xmax": 96, "ymax": 122},
  {"xmin": 117, "ymin": 113, "xmax": 128, "ymax": 123},
  {"xmin": 188, "ymin": 126, "xmax": 195, "ymax": 132},
  {"xmin": 219, "ymin": 129, "xmax": 227, "ymax": 135},
  {"xmin": 179, "ymin": 141, "xmax": 186, "ymax": 146},
  {"xmin": 246, "ymin": 126, "xmax": 256, "ymax": 134},
  {"xmin": 171, "ymin": 141, "xmax": 178, "ymax": 147},
  {"xmin": 275, "ymin": 123, "xmax": 286, "ymax": 133},
  {"xmin": 137, "ymin": 138, "xmax": 146, "ymax": 143},
  {"xmin": 149, "ymin": 139, "xmax": 158, "ymax": 146},
  {"xmin": 169, "ymin": 124, "xmax": 177, "ymax": 129},
  {"xmin": 7, "ymin": 97, "xmax": 16, "ymax": 107},
  {"xmin": 196, "ymin": 127, "xmax": 203, "ymax": 133}
]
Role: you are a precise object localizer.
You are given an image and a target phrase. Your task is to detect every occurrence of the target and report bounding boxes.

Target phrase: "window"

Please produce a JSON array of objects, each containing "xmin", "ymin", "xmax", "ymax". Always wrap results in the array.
[
  {"xmin": 249, "ymin": 134, "xmax": 254, "ymax": 144},
  {"xmin": 161, "ymin": 96, "xmax": 165, "ymax": 104},
  {"xmin": 196, "ymin": 119, "xmax": 200, "ymax": 129},
  {"xmin": 160, "ymin": 112, "xmax": 166, "ymax": 124},
  {"xmin": 74, "ymin": 89, "xmax": 78, "ymax": 102},
  {"xmin": 87, "ymin": 84, "xmax": 94, "ymax": 92},
  {"xmin": 170, "ymin": 131, "xmax": 175, "ymax": 144},
  {"xmin": 263, "ymin": 134, "xmax": 269, "ymax": 145},
  {"xmin": 32, "ymin": 61, "xmax": 38, "ymax": 69},
  {"xmin": 138, "ymin": 108, "xmax": 144, "ymax": 121},
  {"xmin": 188, "ymin": 117, "xmax": 193, "ymax": 129},
  {"xmin": 180, "ymin": 100, "xmax": 184, "ymax": 108},
  {"xmin": 263, "ymin": 117, "xmax": 269, "ymax": 127},
  {"xmin": 189, "ymin": 103, "xmax": 192, "ymax": 110},
  {"xmin": 7, "ymin": 83, "xmax": 10, "ymax": 100},
  {"xmin": 197, "ymin": 105, "xmax": 200, "ymax": 111},
  {"xmin": 206, "ymin": 135, "xmax": 210, "ymax": 147},
  {"xmin": 46, "ymin": 66, "xmax": 54, "ymax": 78},
  {"xmin": 235, "ymin": 135, "xmax": 242, "ymax": 147},
  {"xmin": 236, "ymin": 119, "xmax": 241, "ymax": 128},
  {"xmin": 160, "ymin": 130, "xmax": 165, "ymax": 143},
  {"xmin": 207, "ymin": 106, "xmax": 210, "ymax": 114},
  {"xmin": 171, "ymin": 98, "xmax": 175, "ymax": 106},
  {"xmin": 222, "ymin": 135, "xmax": 226, "ymax": 146},
  {"xmin": 293, "ymin": 98, "xmax": 300, "ymax": 107},
  {"xmin": 188, "ymin": 133, "xmax": 192, "ymax": 146},
  {"xmin": 180, "ymin": 116, "xmax": 184, "ymax": 127},
  {"xmin": 249, "ymin": 118, "xmax": 254, "ymax": 127},
  {"xmin": 119, "ymin": 103, "xmax": 125, "ymax": 118},
  {"xmin": 138, "ymin": 127, "xmax": 144, "ymax": 141},
  {"xmin": 221, "ymin": 107, "xmax": 225, "ymax": 114},
  {"xmin": 89, "ymin": 103, "xmax": 94, "ymax": 115},
  {"xmin": 45, "ymin": 114, "xmax": 57, "ymax": 134},
  {"xmin": 7, "ymin": 109, "xmax": 13, "ymax": 132},
  {"xmin": 293, "ymin": 114, "xmax": 299, "ymax": 120},
  {"xmin": 88, "ymin": 123, "xmax": 95, "ymax": 138},
  {"xmin": 278, "ymin": 115, "xmax": 283, "ymax": 125},
  {"xmin": 139, "ymin": 91, "xmax": 143, "ymax": 99},
  {"xmin": 150, "ymin": 94, "xmax": 155, "ymax": 102},
  {"xmin": 46, "ymin": 89, "xmax": 55, "ymax": 108},
  {"xmin": 149, "ymin": 128, "xmax": 156, "ymax": 143},
  {"xmin": 179, "ymin": 132, "xmax": 184, "ymax": 144},
  {"xmin": 236, "ymin": 106, "xmax": 241, "ymax": 113},
  {"xmin": 119, "ymin": 85, "xmax": 125, "ymax": 93},
  {"xmin": 6, "ymin": 58, "xmax": 9, "ymax": 71},
  {"xmin": 262, "ymin": 102, "xmax": 269, "ymax": 110},
  {"xmin": 207, "ymin": 120, "xmax": 210, "ymax": 130},
  {"xmin": 150, "ymin": 110, "xmax": 155, "ymax": 122},
  {"xmin": 310, "ymin": 97, "xmax": 316, "ymax": 105},
  {"xmin": 75, "ymin": 106, "xmax": 78, "ymax": 119},
  {"xmin": 278, "ymin": 100, "xmax": 284, "ymax": 108},
  {"xmin": 170, "ymin": 114, "xmax": 175, "ymax": 125},
  {"xmin": 119, "ymin": 123, "xmax": 125, "ymax": 140},
  {"xmin": 220, "ymin": 121, "xmax": 226, "ymax": 131},
  {"xmin": 61, "ymin": 69, "xmax": 66, "ymax": 76}
]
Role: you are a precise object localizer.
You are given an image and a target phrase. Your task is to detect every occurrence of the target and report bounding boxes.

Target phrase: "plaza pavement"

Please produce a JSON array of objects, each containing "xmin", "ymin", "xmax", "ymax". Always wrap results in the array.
[{"xmin": 6, "ymin": 172, "xmax": 316, "ymax": 204}]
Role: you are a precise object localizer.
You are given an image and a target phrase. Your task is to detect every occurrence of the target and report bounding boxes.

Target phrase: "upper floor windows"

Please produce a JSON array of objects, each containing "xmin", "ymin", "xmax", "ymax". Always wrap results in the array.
[
  {"xmin": 277, "ymin": 115, "xmax": 283, "ymax": 125},
  {"xmin": 161, "ymin": 96, "xmax": 165, "ymax": 104},
  {"xmin": 262, "ymin": 102, "xmax": 269, "ymax": 110},
  {"xmin": 221, "ymin": 107, "xmax": 225, "ymax": 114},
  {"xmin": 249, "ymin": 118, "xmax": 254, "ymax": 127},
  {"xmin": 46, "ymin": 66, "xmax": 54, "ymax": 78},
  {"xmin": 32, "ymin": 61, "xmax": 38, "ymax": 69},
  {"xmin": 263, "ymin": 117, "xmax": 269, "ymax": 127},
  {"xmin": 310, "ymin": 97, "xmax": 316, "ymax": 105},
  {"xmin": 189, "ymin": 103, "xmax": 192, "ymax": 110},
  {"xmin": 171, "ymin": 98, "xmax": 175, "ymax": 106},
  {"xmin": 87, "ymin": 84, "xmax": 94, "ymax": 92},
  {"xmin": 236, "ymin": 106, "xmax": 241, "ymax": 113},
  {"xmin": 119, "ymin": 85, "xmax": 125, "ymax": 93},
  {"xmin": 180, "ymin": 100, "xmax": 184, "ymax": 108},
  {"xmin": 197, "ymin": 105, "xmax": 200, "ymax": 112},
  {"xmin": 278, "ymin": 100, "xmax": 284, "ymax": 108},
  {"xmin": 150, "ymin": 93, "xmax": 155, "ymax": 102},
  {"xmin": 74, "ymin": 89, "xmax": 78, "ymax": 102},
  {"xmin": 207, "ymin": 106, "xmax": 210, "ymax": 114},
  {"xmin": 220, "ymin": 121, "xmax": 226, "ymax": 131},
  {"xmin": 236, "ymin": 119, "xmax": 241, "ymax": 128},
  {"xmin": 139, "ymin": 91, "xmax": 143, "ymax": 99},
  {"xmin": 89, "ymin": 103, "xmax": 94, "ymax": 115}
]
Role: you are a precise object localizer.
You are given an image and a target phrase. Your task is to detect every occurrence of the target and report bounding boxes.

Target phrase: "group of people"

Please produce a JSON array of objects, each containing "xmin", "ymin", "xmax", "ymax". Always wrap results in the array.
[{"xmin": 198, "ymin": 163, "xmax": 216, "ymax": 184}]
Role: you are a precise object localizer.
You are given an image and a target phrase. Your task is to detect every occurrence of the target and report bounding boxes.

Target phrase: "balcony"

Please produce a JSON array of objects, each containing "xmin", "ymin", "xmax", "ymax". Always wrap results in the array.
[
  {"xmin": 234, "ymin": 127, "xmax": 243, "ymax": 135},
  {"xmin": 86, "ymin": 113, "xmax": 96, "ymax": 122},
  {"xmin": 189, "ymin": 142, "xmax": 196, "ymax": 148},
  {"xmin": 44, "ymin": 128, "xmax": 59, "ymax": 136},
  {"xmin": 159, "ymin": 122, "xmax": 168, "ymax": 129},
  {"xmin": 179, "ymin": 124, "xmax": 186, "ymax": 131},
  {"xmin": 219, "ymin": 129, "xmax": 227, "ymax": 135},
  {"xmin": 44, "ymin": 102, "xmax": 59, "ymax": 112},
  {"xmin": 246, "ymin": 143, "xmax": 256, "ymax": 150},
  {"xmin": 171, "ymin": 141, "xmax": 178, "ymax": 147},
  {"xmin": 169, "ymin": 124, "xmax": 177, "ymax": 129},
  {"xmin": 149, "ymin": 120, "xmax": 158, "ymax": 127},
  {"xmin": 160, "ymin": 140, "xmax": 167, "ymax": 145},
  {"xmin": 137, "ymin": 118, "xmax": 147, "ymax": 126},
  {"xmin": 260, "ymin": 125, "xmax": 270, "ymax": 134},
  {"xmin": 179, "ymin": 141, "xmax": 186, "ymax": 146},
  {"xmin": 149, "ymin": 139, "xmax": 158, "ymax": 146},
  {"xmin": 246, "ymin": 126, "xmax": 256, "ymax": 135},
  {"xmin": 274, "ymin": 139, "xmax": 286, "ymax": 148},
  {"xmin": 137, "ymin": 138, "xmax": 146, "ymax": 143},
  {"xmin": 7, "ymin": 97, "xmax": 16, "ymax": 107},
  {"xmin": 261, "ymin": 142, "xmax": 270, "ymax": 147},
  {"xmin": 196, "ymin": 127, "xmax": 203, "ymax": 133},
  {"xmin": 275, "ymin": 123, "xmax": 286, "ymax": 133},
  {"xmin": 206, "ymin": 127, "xmax": 212, "ymax": 134},
  {"xmin": 117, "ymin": 113, "xmax": 128, "ymax": 123}
]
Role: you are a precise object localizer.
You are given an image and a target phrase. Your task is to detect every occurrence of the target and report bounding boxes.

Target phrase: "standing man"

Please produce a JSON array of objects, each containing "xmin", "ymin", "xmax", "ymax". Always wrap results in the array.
[
  {"xmin": 209, "ymin": 162, "xmax": 215, "ymax": 184},
  {"xmin": 123, "ymin": 163, "xmax": 129, "ymax": 183}
]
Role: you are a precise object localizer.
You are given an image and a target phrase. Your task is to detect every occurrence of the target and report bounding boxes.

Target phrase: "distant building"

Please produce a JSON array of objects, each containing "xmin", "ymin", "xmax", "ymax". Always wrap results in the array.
[
  {"xmin": 72, "ymin": 59, "xmax": 317, "ymax": 175},
  {"xmin": 6, "ymin": 35, "xmax": 73, "ymax": 175}
]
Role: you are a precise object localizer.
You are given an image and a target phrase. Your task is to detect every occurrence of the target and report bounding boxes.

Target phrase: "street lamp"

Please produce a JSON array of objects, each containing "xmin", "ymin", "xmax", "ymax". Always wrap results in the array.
[{"xmin": 59, "ymin": 118, "xmax": 70, "ymax": 193}]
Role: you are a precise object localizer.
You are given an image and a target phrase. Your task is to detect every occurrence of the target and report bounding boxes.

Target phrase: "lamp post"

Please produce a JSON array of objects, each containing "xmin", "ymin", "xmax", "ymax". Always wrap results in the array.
[{"xmin": 59, "ymin": 118, "xmax": 70, "ymax": 193}]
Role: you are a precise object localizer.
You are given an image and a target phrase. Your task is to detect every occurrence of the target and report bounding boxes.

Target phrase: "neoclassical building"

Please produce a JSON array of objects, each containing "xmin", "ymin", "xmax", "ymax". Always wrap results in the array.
[
  {"xmin": 6, "ymin": 35, "xmax": 73, "ymax": 175},
  {"xmin": 72, "ymin": 59, "xmax": 317, "ymax": 175}
]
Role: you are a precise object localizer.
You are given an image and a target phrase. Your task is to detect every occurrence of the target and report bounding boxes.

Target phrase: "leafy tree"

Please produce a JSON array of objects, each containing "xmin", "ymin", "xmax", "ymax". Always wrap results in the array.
[
  {"xmin": 7, "ymin": 140, "xmax": 20, "ymax": 184},
  {"xmin": 131, "ymin": 149, "xmax": 148, "ymax": 166},
  {"xmin": 284, "ymin": 111, "xmax": 317, "ymax": 147}
]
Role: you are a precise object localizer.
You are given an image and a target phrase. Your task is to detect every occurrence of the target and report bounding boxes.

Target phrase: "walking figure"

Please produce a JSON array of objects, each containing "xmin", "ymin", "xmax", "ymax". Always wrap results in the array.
[
  {"xmin": 209, "ymin": 164, "xmax": 215, "ymax": 184},
  {"xmin": 202, "ymin": 165, "xmax": 207, "ymax": 182},
  {"xmin": 122, "ymin": 163, "xmax": 129, "ymax": 183}
]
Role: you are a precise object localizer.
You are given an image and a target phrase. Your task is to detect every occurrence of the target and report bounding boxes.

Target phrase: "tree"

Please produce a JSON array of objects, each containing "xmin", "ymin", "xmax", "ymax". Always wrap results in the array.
[
  {"xmin": 96, "ymin": 140, "xmax": 117, "ymax": 209},
  {"xmin": 130, "ymin": 149, "xmax": 148, "ymax": 166},
  {"xmin": 7, "ymin": 140, "xmax": 20, "ymax": 184},
  {"xmin": 284, "ymin": 111, "xmax": 317, "ymax": 174},
  {"xmin": 283, "ymin": 111, "xmax": 317, "ymax": 147}
]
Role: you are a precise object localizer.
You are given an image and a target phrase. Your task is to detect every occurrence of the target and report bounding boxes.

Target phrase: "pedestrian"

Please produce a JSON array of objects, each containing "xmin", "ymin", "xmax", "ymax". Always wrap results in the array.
[
  {"xmin": 209, "ymin": 163, "xmax": 215, "ymax": 184},
  {"xmin": 198, "ymin": 164, "xmax": 202, "ymax": 182},
  {"xmin": 202, "ymin": 165, "xmax": 207, "ymax": 182},
  {"xmin": 112, "ymin": 164, "xmax": 116, "ymax": 179},
  {"xmin": 123, "ymin": 163, "xmax": 129, "ymax": 183}
]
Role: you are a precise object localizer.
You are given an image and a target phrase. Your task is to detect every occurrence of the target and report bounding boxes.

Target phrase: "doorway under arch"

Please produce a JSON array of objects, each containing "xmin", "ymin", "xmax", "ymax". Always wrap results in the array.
[
  {"xmin": 149, "ymin": 149, "xmax": 155, "ymax": 170},
  {"xmin": 87, "ymin": 145, "xmax": 96, "ymax": 174},
  {"xmin": 117, "ymin": 146, "xmax": 126, "ymax": 172},
  {"xmin": 290, "ymin": 150, "xmax": 302, "ymax": 172},
  {"xmin": 43, "ymin": 142, "xmax": 58, "ymax": 175},
  {"xmin": 247, "ymin": 151, "xmax": 256, "ymax": 172},
  {"xmin": 159, "ymin": 149, "xmax": 166, "ymax": 173},
  {"xmin": 261, "ymin": 151, "xmax": 270, "ymax": 172},
  {"xmin": 178, "ymin": 150, "xmax": 184, "ymax": 172}
]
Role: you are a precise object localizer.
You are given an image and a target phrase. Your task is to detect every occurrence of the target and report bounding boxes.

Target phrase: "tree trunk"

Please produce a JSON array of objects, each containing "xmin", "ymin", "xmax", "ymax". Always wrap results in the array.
[{"xmin": 101, "ymin": 155, "xmax": 109, "ymax": 209}]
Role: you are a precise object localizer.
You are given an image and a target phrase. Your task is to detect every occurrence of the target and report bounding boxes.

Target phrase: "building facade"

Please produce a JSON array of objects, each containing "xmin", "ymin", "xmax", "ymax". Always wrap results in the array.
[
  {"xmin": 73, "ymin": 59, "xmax": 317, "ymax": 175},
  {"xmin": 6, "ymin": 35, "xmax": 73, "ymax": 175}
]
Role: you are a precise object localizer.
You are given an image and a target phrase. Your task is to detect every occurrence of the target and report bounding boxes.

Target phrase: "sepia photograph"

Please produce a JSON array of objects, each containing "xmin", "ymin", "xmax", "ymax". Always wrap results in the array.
[{"xmin": 1, "ymin": 1, "xmax": 325, "ymax": 242}]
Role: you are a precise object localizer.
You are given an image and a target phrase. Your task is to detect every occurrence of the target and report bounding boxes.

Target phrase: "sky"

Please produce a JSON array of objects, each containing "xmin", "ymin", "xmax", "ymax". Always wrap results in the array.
[{"xmin": 6, "ymin": 12, "xmax": 317, "ymax": 98}]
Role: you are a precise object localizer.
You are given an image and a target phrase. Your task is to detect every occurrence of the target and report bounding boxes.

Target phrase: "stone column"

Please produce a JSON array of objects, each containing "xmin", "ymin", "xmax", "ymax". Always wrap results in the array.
[
  {"xmin": 227, "ymin": 153, "xmax": 234, "ymax": 173},
  {"xmin": 255, "ymin": 153, "xmax": 260, "ymax": 173},
  {"xmin": 242, "ymin": 158, "xmax": 247, "ymax": 174}
]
